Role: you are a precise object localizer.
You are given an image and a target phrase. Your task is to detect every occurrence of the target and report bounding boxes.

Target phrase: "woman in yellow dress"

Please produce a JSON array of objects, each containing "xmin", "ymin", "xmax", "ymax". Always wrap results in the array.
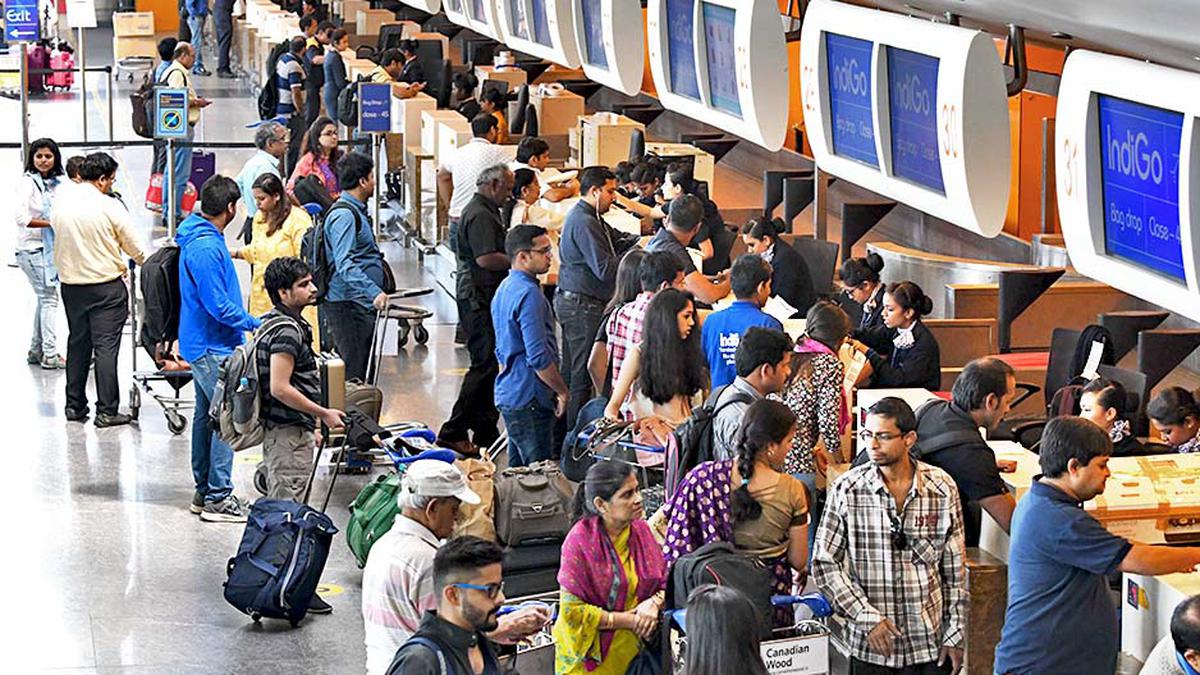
[
  {"xmin": 231, "ymin": 173, "xmax": 319, "ymax": 343},
  {"xmin": 553, "ymin": 461, "xmax": 666, "ymax": 674}
]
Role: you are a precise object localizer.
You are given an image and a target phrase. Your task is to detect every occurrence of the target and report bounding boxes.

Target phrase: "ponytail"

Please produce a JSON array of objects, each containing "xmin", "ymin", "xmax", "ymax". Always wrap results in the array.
[{"xmin": 730, "ymin": 400, "xmax": 797, "ymax": 524}]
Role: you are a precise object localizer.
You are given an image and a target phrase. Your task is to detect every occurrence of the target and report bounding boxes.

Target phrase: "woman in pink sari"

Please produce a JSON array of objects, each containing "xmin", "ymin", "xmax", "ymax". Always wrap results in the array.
[{"xmin": 553, "ymin": 461, "xmax": 666, "ymax": 674}]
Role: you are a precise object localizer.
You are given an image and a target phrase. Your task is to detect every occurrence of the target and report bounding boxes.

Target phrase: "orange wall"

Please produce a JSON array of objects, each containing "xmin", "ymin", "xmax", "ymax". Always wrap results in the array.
[{"xmin": 138, "ymin": 0, "xmax": 179, "ymax": 33}]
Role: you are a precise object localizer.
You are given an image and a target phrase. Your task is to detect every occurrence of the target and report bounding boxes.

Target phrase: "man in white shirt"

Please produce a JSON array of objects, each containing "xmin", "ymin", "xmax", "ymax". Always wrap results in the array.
[
  {"xmin": 162, "ymin": 42, "xmax": 212, "ymax": 226},
  {"xmin": 437, "ymin": 114, "xmax": 514, "ymax": 253},
  {"xmin": 234, "ymin": 121, "xmax": 288, "ymax": 244}
]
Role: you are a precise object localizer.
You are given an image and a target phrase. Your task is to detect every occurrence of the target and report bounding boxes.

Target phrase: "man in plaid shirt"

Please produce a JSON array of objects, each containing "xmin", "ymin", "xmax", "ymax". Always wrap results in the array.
[
  {"xmin": 813, "ymin": 397, "xmax": 967, "ymax": 674},
  {"xmin": 605, "ymin": 250, "xmax": 684, "ymax": 386}
]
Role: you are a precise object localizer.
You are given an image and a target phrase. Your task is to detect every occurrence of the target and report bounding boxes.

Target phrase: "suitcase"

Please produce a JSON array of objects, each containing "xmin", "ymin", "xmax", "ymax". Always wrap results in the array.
[
  {"xmin": 502, "ymin": 541, "xmax": 563, "ymax": 597},
  {"xmin": 189, "ymin": 151, "xmax": 217, "ymax": 192},
  {"xmin": 318, "ymin": 353, "xmax": 346, "ymax": 411},
  {"xmin": 493, "ymin": 461, "xmax": 574, "ymax": 547},
  {"xmin": 26, "ymin": 44, "xmax": 48, "ymax": 94},
  {"xmin": 144, "ymin": 173, "xmax": 198, "ymax": 214},
  {"xmin": 47, "ymin": 50, "xmax": 74, "ymax": 89}
]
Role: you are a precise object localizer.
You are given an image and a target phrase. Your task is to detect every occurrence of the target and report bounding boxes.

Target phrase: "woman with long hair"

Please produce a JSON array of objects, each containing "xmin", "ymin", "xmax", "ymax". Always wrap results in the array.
[
  {"xmin": 553, "ymin": 461, "xmax": 666, "ymax": 674},
  {"xmin": 1079, "ymin": 377, "xmax": 1145, "ymax": 456},
  {"xmin": 853, "ymin": 280, "xmax": 941, "ymax": 390},
  {"xmin": 604, "ymin": 288, "xmax": 708, "ymax": 425},
  {"xmin": 287, "ymin": 116, "xmax": 342, "ymax": 199},
  {"xmin": 232, "ymin": 174, "xmax": 319, "ymax": 337},
  {"xmin": 14, "ymin": 137, "xmax": 66, "ymax": 369},
  {"xmin": 662, "ymin": 400, "xmax": 809, "ymax": 625},
  {"xmin": 683, "ymin": 585, "xmax": 768, "ymax": 675},
  {"xmin": 480, "ymin": 87, "xmax": 510, "ymax": 144},
  {"xmin": 1148, "ymin": 387, "xmax": 1200, "ymax": 453},
  {"xmin": 588, "ymin": 249, "xmax": 646, "ymax": 396},
  {"xmin": 840, "ymin": 252, "xmax": 886, "ymax": 329},
  {"xmin": 741, "ymin": 217, "xmax": 816, "ymax": 317}
]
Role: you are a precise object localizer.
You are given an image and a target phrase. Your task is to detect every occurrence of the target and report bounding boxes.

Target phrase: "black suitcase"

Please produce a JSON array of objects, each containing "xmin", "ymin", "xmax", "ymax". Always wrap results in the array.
[{"xmin": 502, "ymin": 540, "xmax": 562, "ymax": 597}]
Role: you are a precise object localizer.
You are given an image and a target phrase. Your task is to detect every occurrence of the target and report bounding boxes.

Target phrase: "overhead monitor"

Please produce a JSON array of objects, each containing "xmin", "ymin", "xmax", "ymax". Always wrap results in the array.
[
  {"xmin": 399, "ymin": 0, "xmax": 441, "ymax": 11},
  {"xmin": 665, "ymin": 0, "xmax": 701, "ymax": 100},
  {"xmin": 497, "ymin": 0, "xmax": 582, "ymax": 68},
  {"xmin": 569, "ymin": 0, "xmax": 644, "ymax": 95},
  {"xmin": 443, "ymin": 0, "xmax": 501, "ymax": 39},
  {"xmin": 886, "ymin": 46, "xmax": 944, "ymax": 193},
  {"xmin": 1057, "ymin": 50, "xmax": 1200, "ymax": 320},
  {"xmin": 647, "ymin": 0, "xmax": 788, "ymax": 149},
  {"xmin": 800, "ymin": 0, "xmax": 1011, "ymax": 237},
  {"xmin": 701, "ymin": 2, "xmax": 740, "ymax": 116},
  {"xmin": 824, "ymin": 32, "xmax": 877, "ymax": 167},
  {"xmin": 1097, "ymin": 95, "xmax": 1185, "ymax": 281}
]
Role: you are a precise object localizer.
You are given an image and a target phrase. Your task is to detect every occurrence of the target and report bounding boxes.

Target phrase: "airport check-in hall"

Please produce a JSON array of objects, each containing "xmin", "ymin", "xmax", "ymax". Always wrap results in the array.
[{"xmin": 6, "ymin": 0, "xmax": 1200, "ymax": 673}]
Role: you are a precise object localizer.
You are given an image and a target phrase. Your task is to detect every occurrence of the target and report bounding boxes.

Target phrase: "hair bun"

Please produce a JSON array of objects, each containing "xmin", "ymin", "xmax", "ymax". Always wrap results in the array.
[
  {"xmin": 919, "ymin": 294, "xmax": 934, "ymax": 316},
  {"xmin": 866, "ymin": 251, "xmax": 885, "ymax": 273}
]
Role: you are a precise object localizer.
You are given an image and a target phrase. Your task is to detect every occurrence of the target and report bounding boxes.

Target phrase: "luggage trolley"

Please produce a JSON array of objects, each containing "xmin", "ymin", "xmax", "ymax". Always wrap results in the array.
[
  {"xmin": 582, "ymin": 420, "xmax": 668, "ymax": 516},
  {"xmin": 127, "ymin": 261, "xmax": 194, "ymax": 435},
  {"xmin": 496, "ymin": 591, "xmax": 558, "ymax": 674},
  {"xmin": 663, "ymin": 593, "xmax": 834, "ymax": 674}
]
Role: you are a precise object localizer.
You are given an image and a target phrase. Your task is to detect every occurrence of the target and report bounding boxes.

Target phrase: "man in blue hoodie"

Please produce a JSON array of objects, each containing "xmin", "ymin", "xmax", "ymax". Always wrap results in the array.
[{"xmin": 178, "ymin": 176, "xmax": 261, "ymax": 523}]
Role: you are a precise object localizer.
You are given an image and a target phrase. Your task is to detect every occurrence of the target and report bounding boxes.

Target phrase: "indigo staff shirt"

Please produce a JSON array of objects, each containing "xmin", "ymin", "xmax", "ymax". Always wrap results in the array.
[
  {"xmin": 493, "ymin": 269, "xmax": 559, "ymax": 410},
  {"xmin": 700, "ymin": 300, "xmax": 783, "ymax": 389},
  {"xmin": 994, "ymin": 478, "xmax": 1133, "ymax": 675}
]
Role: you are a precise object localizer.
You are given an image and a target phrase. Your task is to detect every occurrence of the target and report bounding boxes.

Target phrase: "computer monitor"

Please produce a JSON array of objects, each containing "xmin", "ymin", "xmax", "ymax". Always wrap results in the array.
[
  {"xmin": 579, "ymin": 0, "xmax": 607, "ymax": 69},
  {"xmin": 471, "ymin": 0, "xmax": 487, "ymax": 22},
  {"xmin": 530, "ymin": 0, "xmax": 552, "ymax": 46},
  {"xmin": 509, "ymin": 0, "xmax": 529, "ymax": 39},
  {"xmin": 824, "ymin": 32, "xmax": 876, "ymax": 167},
  {"xmin": 886, "ymin": 45, "xmax": 944, "ymax": 193},
  {"xmin": 701, "ymin": 2, "xmax": 740, "ymax": 116},
  {"xmin": 1097, "ymin": 94, "xmax": 1185, "ymax": 281},
  {"xmin": 666, "ymin": 0, "xmax": 700, "ymax": 100}
]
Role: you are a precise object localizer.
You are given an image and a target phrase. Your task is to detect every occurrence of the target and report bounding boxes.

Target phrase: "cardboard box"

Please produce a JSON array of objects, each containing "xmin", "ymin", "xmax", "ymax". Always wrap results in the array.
[
  {"xmin": 357, "ymin": 9, "xmax": 395, "ymax": 36},
  {"xmin": 421, "ymin": 109, "xmax": 469, "ymax": 156},
  {"xmin": 579, "ymin": 112, "xmax": 644, "ymax": 169},
  {"xmin": 531, "ymin": 88, "xmax": 584, "ymax": 139},
  {"xmin": 112, "ymin": 11, "xmax": 155, "ymax": 37},
  {"xmin": 343, "ymin": 0, "xmax": 369, "ymax": 22},
  {"xmin": 112, "ymin": 35, "xmax": 157, "ymax": 60}
]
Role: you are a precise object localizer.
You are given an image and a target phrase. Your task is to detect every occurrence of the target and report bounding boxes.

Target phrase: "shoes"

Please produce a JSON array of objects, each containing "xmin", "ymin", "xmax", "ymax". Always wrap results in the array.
[
  {"xmin": 65, "ymin": 407, "xmax": 89, "ymax": 422},
  {"xmin": 200, "ymin": 495, "xmax": 249, "ymax": 523},
  {"xmin": 193, "ymin": 67, "xmax": 212, "ymax": 76},
  {"xmin": 190, "ymin": 491, "xmax": 205, "ymax": 515},
  {"xmin": 216, "ymin": 69, "xmax": 236, "ymax": 79},
  {"xmin": 307, "ymin": 594, "xmax": 333, "ymax": 615},
  {"xmin": 40, "ymin": 355, "xmax": 66, "ymax": 370},
  {"xmin": 27, "ymin": 350, "xmax": 42, "ymax": 365},
  {"xmin": 95, "ymin": 412, "xmax": 133, "ymax": 428}
]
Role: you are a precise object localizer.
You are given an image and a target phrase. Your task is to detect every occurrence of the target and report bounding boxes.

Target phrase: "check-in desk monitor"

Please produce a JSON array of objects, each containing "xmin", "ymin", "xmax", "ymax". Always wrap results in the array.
[
  {"xmin": 569, "ymin": 0, "xmax": 645, "ymax": 96},
  {"xmin": 1056, "ymin": 50, "xmax": 1200, "ymax": 321},
  {"xmin": 443, "ymin": 0, "xmax": 502, "ymax": 39},
  {"xmin": 800, "ymin": 0, "xmax": 1011, "ymax": 237},
  {"xmin": 648, "ymin": 0, "xmax": 789, "ymax": 149},
  {"xmin": 498, "ymin": 0, "xmax": 583, "ymax": 68}
]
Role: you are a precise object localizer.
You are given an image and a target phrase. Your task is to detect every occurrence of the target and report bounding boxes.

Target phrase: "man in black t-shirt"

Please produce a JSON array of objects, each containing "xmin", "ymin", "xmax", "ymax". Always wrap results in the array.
[
  {"xmin": 915, "ymin": 357, "xmax": 1018, "ymax": 547},
  {"xmin": 438, "ymin": 165, "xmax": 515, "ymax": 455},
  {"xmin": 257, "ymin": 257, "xmax": 346, "ymax": 504}
]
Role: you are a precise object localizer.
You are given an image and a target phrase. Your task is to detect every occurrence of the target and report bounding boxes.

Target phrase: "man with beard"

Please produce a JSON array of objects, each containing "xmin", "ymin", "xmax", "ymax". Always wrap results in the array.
[{"xmin": 387, "ymin": 536, "xmax": 513, "ymax": 675}]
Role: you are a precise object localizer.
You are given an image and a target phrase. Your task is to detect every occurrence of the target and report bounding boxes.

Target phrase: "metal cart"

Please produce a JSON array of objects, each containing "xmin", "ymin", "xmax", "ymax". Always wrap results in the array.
[{"xmin": 128, "ymin": 260, "xmax": 194, "ymax": 435}]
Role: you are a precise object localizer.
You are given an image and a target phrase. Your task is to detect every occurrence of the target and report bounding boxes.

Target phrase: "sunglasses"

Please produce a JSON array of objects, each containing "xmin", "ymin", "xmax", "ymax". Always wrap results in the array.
[
  {"xmin": 889, "ymin": 515, "xmax": 908, "ymax": 551},
  {"xmin": 451, "ymin": 581, "xmax": 505, "ymax": 599}
]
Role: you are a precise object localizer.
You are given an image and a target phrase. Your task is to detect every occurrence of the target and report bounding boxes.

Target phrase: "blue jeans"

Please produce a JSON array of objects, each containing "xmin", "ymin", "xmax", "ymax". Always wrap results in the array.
[
  {"xmin": 500, "ymin": 402, "xmax": 556, "ymax": 467},
  {"xmin": 793, "ymin": 472, "xmax": 824, "ymax": 567},
  {"xmin": 191, "ymin": 352, "xmax": 233, "ymax": 503},
  {"xmin": 169, "ymin": 124, "xmax": 194, "ymax": 224},
  {"xmin": 187, "ymin": 14, "xmax": 207, "ymax": 71},
  {"xmin": 15, "ymin": 248, "xmax": 60, "ymax": 355}
]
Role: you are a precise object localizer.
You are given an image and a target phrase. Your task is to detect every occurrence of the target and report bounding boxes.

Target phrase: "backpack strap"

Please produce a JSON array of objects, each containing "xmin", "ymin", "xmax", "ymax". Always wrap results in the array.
[
  {"xmin": 396, "ymin": 636, "xmax": 450, "ymax": 675},
  {"xmin": 912, "ymin": 400, "xmax": 985, "ymax": 457},
  {"xmin": 713, "ymin": 389, "xmax": 757, "ymax": 416}
]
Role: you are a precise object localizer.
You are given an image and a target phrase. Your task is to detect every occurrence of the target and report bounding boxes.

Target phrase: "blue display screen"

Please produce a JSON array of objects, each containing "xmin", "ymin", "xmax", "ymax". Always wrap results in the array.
[
  {"xmin": 1098, "ymin": 95, "xmax": 1185, "ymax": 281},
  {"xmin": 886, "ymin": 46, "xmax": 944, "ymax": 193},
  {"xmin": 666, "ymin": 0, "xmax": 700, "ymax": 100},
  {"xmin": 509, "ymin": 0, "xmax": 528, "ymax": 38},
  {"xmin": 470, "ymin": 0, "xmax": 486, "ymax": 23},
  {"xmin": 701, "ymin": 3, "xmax": 740, "ymax": 116},
  {"xmin": 580, "ymin": 0, "xmax": 607, "ymax": 69},
  {"xmin": 531, "ymin": 0, "xmax": 551, "ymax": 46},
  {"xmin": 825, "ymin": 33, "xmax": 877, "ymax": 167}
]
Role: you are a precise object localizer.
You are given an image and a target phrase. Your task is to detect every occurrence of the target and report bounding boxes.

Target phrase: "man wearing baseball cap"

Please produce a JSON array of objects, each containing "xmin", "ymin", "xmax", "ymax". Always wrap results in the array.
[{"xmin": 361, "ymin": 461, "xmax": 549, "ymax": 675}]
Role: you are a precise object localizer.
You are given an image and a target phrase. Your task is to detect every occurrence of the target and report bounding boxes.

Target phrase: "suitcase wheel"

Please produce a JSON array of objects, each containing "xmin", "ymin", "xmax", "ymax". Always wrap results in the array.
[
  {"xmin": 166, "ymin": 411, "xmax": 188, "ymax": 435},
  {"xmin": 254, "ymin": 463, "xmax": 268, "ymax": 496},
  {"xmin": 251, "ymin": 613, "xmax": 261, "ymax": 623},
  {"xmin": 414, "ymin": 323, "xmax": 429, "ymax": 346}
]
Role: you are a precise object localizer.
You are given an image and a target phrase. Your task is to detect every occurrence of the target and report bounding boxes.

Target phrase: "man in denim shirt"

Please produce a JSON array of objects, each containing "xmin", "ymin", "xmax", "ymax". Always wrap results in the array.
[
  {"xmin": 492, "ymin": 226, "xmax": 567, "ymax": 466},
  {"xmin": 324, "ymin": 153, "xmax": 388, "ymax": 382}
]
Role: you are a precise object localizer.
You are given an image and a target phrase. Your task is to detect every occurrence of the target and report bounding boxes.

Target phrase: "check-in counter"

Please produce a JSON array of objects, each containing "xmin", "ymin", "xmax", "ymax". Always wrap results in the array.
[
  {"xmin": 476, "ymin": 65, "xmax": 528, "ymax": 97},
  {"xmin": 421, "ymin": 109, "xmax": 470, "ymax": 156},
  {"xmin": 1123, "ymin": 571, "xmax": 1198, "ymax": 663},
  {"xmin": 572, "ymin": 112, "xmax": 645, "ymax": 171},
  {"xmin": 645, "ymin": 141, "xmax": 715, "ymax": 189},
  {"xmin": 531, "ymin": 88, "xmax": 585, "ymax": 147}
]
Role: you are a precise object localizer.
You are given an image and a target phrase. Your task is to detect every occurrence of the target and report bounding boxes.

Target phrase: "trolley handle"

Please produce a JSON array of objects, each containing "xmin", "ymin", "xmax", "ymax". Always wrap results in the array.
[
  {"xmin": 668, "ymin": 592, "xmax": 833, "ymax": 633},
  {"xmin": 496, "ymin": 600, "xmax": 557, "ymax": 621}
]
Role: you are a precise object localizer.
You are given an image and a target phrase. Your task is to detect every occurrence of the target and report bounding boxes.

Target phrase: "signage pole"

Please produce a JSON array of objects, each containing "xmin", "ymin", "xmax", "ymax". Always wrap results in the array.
[
  {"xmin": 79, "ymin": 27, "xmax": 87, "ymax": 142},
  {"xmin": 813, "ymin": 166, "xmax": 829, "ymax": 241},
  {"xmin": 374, "ymin": 132, "xmax": 384, "ymax": 240},
  {"xmin": 166, "ymin": 138, "xmax": 176, "ymax": 241},
  {"xmin": 19, "ymin": 46, "xmax": 29, "ymax": 161},
  {"xmin": 107, "ymin": 68, "xmax": 114, "ymax": 141}
]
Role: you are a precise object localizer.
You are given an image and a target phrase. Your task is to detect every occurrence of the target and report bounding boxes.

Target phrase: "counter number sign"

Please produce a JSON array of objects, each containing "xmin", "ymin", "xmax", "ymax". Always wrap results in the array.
[{"xmin": 155, "ymin": 88, "xmax": 189, "ymax": 139}]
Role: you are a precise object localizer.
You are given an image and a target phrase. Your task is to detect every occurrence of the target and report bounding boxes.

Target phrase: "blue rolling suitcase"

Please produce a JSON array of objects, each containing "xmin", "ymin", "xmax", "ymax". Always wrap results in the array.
[{"xmin": 189, "ymin": 151, "xmax": 216, "ymax": 192}]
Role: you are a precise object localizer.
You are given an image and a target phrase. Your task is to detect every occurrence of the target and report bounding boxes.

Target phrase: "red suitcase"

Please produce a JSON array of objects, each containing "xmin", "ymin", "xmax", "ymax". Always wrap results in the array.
[{"xmin": 47, "ymin": 50, "xmax": 75, "ymax": 90}]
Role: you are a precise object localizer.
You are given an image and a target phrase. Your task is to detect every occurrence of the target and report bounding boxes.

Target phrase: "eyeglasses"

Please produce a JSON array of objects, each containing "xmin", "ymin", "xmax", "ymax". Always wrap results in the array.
[
  {"xmin": 889, "ymin": 515, "xmax": 908, "ymax": 551},
  {"xmin": 858, "ymin": 429, "xmax": 902, "ymax": 443},
  {"xmin": 531, "ymin": 245, "xmax": 554, "ymax": 256},
  {"xmin": 451, "ymin": 581, "xmax": 504, "ymax": 599}
]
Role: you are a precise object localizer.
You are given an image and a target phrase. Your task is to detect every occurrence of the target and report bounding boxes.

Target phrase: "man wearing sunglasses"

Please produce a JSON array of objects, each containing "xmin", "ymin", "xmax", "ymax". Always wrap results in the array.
[
  {"xmin": 387, "ymin": 536, "xmax": 513, "ymax": 675},
  {"xmin": 813, "ymin": 397, "xmax": 967, "ymax": 675}
]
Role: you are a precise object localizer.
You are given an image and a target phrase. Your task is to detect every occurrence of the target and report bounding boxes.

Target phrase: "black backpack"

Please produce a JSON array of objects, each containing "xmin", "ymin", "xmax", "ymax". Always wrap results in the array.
[
  {"xmin": 668, "ymin": 542, "xmax": 774, "ymax": 638},
  {"xmin": 138, "ymin": 244, "xmax": 182, "ymax": 364},
  {"xmin": 337, "ymin": 75, "xmax": 368, "ymax": 127},
  {"xmin": 257, "ymin": 41, "xmax": 289, "ymax": 120},
  {"xmin": 666, "ymin": 387, "xmax": 755, "ymax": 498},
  {"xmin": 130, "ymin": 73, "xmax": 157, "ymax": 139},
  {"xmin": 300, "ymin": 202, "xmax": 364, "ymax": 303}
]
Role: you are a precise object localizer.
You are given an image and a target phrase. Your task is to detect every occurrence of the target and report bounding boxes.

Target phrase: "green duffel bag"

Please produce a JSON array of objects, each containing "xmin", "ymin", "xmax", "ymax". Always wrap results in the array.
[{"xmin": 347, "ymin": 471, "xmax": 404, "ymax": 568}]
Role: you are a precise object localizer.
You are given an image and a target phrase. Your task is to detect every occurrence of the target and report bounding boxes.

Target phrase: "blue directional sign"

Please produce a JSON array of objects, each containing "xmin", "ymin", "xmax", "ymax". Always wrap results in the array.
[
  {"xmin": 886, "ymin": 46, "xmax": 944, "ymax": 193},
  {"xmin": 5, "ymin": 0, "xmax": 40, "ymax": 42},
  {"xmin": 358, "ymin": 82, "xmax": 392, "ymax": 134},
  {"xmin": 1098, "ymin": 94, "xmax": 1185, "ymax": 281},
  {"xmin": 154, "ymin": 88, "xmax": 189, "ymax": 139},
  {"xmin": 825, "ymin": 32, "xmax": 877, "ymax": 167}
]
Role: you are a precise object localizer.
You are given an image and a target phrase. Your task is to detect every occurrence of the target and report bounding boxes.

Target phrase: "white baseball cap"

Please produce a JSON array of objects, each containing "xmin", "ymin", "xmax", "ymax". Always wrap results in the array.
[{"xmin": 401, "ymin": 459, "xmax": 481, "ymax": 505}]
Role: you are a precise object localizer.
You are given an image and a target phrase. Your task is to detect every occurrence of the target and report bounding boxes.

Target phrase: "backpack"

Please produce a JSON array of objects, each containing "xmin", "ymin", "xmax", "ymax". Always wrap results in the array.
[
  {"xmin": 130, "ymin": 72, "xmax": 158, "ymax": 138},
  {"xmin": 222, "ymin": 498, "xmax": 338, "ymax": 626},
  {"xmin": 493, "ymin": 460, "xmax": 575, "ymax": 547},
  {"xmin": 389, "ymin": 636, "xmax": 449, "ymax": 675},
  {"xmin": 346, "ymin": 470, "xmax": 405, "ymax": 567},
  {"xmin": 666, "ymin": 386, "xmax": 756, "ymax": 498},
  {"xmin": 668, "ymin": 542, "xmax": 774, "ymax": 638},
  {"xmin": 299, "ymin": 201, "xmax": 374, "ymax": 303},
  {"xmin": 337, "ymin": 75, "xmax": 369, "ymax": 127},
  {"xmin": 257, "ymin": 41, "xmax": 289, "ymax": 120},
  {"xmin": 138, "ymin": 244, "xmax": 182, "ymax": 363},
  {"xmin": 210, "ymin": 316, "xmax": 300, "ymax": 451},
  {"xmin": 560, "ymin": 397, "xmax": 627, "ymax": 482}
]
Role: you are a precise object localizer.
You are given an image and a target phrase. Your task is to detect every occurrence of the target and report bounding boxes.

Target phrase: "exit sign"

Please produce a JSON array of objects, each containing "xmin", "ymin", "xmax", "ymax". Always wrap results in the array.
[{"xmin": 5, "ymin": 0, "xmax": 40, "ymax": 42}]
